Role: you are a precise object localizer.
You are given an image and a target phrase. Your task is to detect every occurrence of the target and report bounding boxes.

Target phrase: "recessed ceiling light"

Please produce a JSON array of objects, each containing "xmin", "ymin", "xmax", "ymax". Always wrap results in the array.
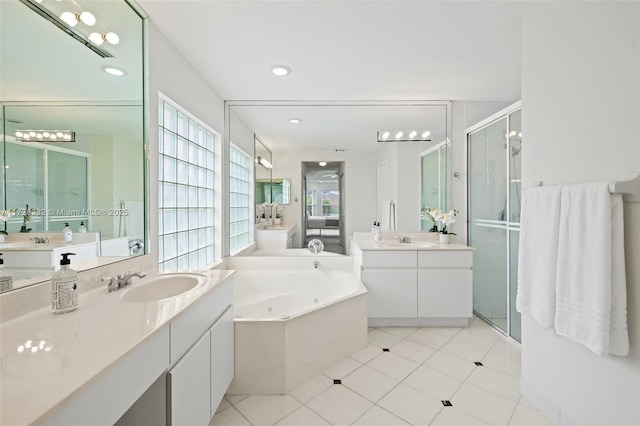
[
  {"xmin": 101, "ymin": 65, "xmax": 126, "ymax": 76},
  {"xmin": 271, "ymin": 65, "xmax": 291, "ymax": 76},
  {"xmin": 319, "ymin": 161, "xmax": 327, "ymax": 167},
  {"xmin": 290, "ymin": 118, "xmax": 301, "ymax": 124}
]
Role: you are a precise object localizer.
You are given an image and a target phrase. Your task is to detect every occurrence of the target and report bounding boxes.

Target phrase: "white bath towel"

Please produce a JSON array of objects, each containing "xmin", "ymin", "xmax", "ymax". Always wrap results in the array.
[
  {"xmin": 381, "ymin": 200, "xmax": 396, "ymax": 231},
  {"xmin": 516, "ymin": 185, "xmax": 562, "ymax": 329},
  {"xmin": 554, "ymin": 183, "xmax": 629, "ymax": 356}
]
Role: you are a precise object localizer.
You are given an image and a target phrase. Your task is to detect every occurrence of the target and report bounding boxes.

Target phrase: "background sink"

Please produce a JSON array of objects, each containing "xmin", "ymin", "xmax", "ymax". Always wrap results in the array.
[{"xmin": 119, "ymin": 273, "xmax": 206, "ymax": 303}]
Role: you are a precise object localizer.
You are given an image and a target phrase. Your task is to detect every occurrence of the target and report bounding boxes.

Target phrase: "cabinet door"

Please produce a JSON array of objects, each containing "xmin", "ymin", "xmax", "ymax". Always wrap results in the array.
[
  {"xmin": 168, "ymin": 332, "xmax": 211, "ymax": 426},
  {"xmin": 418, "ymin": 270, "xmax": 472, "ymax": 318},
  {"xmin": 210, "ymin": 306, "xmax": 235, "ymax": 418},
  {"xmin": 362, "ymin": 270, "xmax": 417, "ymax": 318}
]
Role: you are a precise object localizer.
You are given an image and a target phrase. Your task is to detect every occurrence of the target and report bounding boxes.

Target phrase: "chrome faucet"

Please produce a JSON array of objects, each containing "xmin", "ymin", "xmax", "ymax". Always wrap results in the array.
[
  {"xmin": 105, "ymin": 270, "xmax": 146, "ymax": 292},
  {"xmin": 398, "ymin": 236, "xmax": 412, "ymax": 243},
  {"xmin": 30, "ymin": 236, "xmax": 50, "ymax": 244}
]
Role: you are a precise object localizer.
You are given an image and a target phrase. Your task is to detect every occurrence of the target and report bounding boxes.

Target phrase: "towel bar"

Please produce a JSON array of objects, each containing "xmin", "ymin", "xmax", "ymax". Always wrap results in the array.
[{"xmin": 530, "ymin": 172, "xmax": 640, "ymax": 202}]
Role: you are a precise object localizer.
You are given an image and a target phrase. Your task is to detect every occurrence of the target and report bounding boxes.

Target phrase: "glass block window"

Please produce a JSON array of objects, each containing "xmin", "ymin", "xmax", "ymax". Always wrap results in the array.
[
  {"xmin": 229, "ymin": 144, "xmax": 251, "ymax": 253},
  {"xmin": 158, "ymin": 97, "xmax": 216, "ymax": 270}
]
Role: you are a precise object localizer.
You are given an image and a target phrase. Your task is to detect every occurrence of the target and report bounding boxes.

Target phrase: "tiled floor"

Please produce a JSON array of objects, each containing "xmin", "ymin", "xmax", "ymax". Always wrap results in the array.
[{"xmin": 211, "ymin": 317, "xmax": 553, "ymax": 426}]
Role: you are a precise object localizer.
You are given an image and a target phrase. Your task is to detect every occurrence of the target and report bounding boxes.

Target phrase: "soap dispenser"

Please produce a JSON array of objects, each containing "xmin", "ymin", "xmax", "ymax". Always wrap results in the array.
[
  {"xmin": 51, "ymin": 253, "xmax": 78, "ymax": 314},
  {"xmin": 62, "ymin": 222, "xmax": 73, "ymax": 242},
  {"xmin": 0, "ymin": 253, "xmax": 13, "ymax": 293},
  {"xmin": 78, "ymin": 221, "xmax": 87, "ymax": 233}
]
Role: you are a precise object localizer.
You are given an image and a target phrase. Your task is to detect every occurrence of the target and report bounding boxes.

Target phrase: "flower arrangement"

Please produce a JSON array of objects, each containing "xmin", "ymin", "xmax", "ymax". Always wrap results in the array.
[
  {"xmin": 273, "ymin": 203, "xmax": 285, "ymax": 219},
  {"xmin": 421, "ymin": 207, "xmax": 440, "ymax": 232},
  {"xmin": 0, "ymin": 209, "xmax": 15, "ymax": 235},
  {"xmin": 436, "ymin": 209, "xmax": 458, "ymax": 235}
]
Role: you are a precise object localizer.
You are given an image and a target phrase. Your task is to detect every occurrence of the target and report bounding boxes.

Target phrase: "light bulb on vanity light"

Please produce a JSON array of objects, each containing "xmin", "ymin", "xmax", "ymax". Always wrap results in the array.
[
  {"xmin": 395, "ymin": 131, "xmax": 403, "ymax": 139},
  {"xmin": 421, "ymin": 130, "xmax": 431, "ymax": 138},
  {"xmin": 409, "ymin": 131, "xmax": 417, "ymax": 138},
  {"xmin": 89, "ymin": 32, "xmax": 104, "ymax": 46}
]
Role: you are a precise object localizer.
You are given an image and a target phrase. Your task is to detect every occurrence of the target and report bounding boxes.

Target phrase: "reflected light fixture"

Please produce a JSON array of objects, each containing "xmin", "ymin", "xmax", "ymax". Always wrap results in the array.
[
  {"xmin": 318, "ymin": 161, "xmax": 327, "ymax": 167},
  {"xmin": 101, "ymin": 65, "xmax": 126, "ymax": 76},
  {"xmin": 15, "ymin": 130, "xmax": 75, "ymax": 142},
  {"xmin": 271, "ymin": 65, "xmax": 291, "ymax": 76},
  {"xmin": 377, "ymin": 129, "xmax": 432, "ymax": 143},
  {"xmin": 256, "ymin": 156, "xmax": 272, "ymax": 169},
  {"xmin": 18, "ymin": 0, "xmax": 118, "ymax": 58},
  {"xmin": 289, "ymin": 118, "xmax": 301, "ymax": 124}
]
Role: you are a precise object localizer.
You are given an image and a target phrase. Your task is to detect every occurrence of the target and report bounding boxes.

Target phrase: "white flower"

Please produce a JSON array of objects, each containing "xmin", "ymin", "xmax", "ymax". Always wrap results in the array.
[{"xmin": 0, "ymin": 209, "xmax": 15, "ymax": 222}]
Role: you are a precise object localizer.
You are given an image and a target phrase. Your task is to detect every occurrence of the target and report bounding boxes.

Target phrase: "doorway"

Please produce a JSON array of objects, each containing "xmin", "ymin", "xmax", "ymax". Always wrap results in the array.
[{"xmin": 302, "ymin": 161, "xmax": 345, "ymax": 254}]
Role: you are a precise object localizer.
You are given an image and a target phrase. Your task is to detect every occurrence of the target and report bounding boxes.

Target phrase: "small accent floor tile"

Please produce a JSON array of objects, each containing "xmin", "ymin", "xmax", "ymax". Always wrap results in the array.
[
  {"xmin": 306, "ymin": 384, "xmax": 373, "ymax": 425},
  {"xmin": 289, "ymin": 373, "xmax": 333, "ymax": 404},
  {"xmin": 450, "ymin": 383, "xmax": 517, "ymax": 425},
  {"xmin": 273, "ymin": 405, "xmax": 330, "ymax": 426},
  {"xmin": 352, "ymin": 405, "xmax": 411, "ymax": 425},
  {"xmin": 233, "ymin": 395, "xmax": 300, "ymax": 426}
]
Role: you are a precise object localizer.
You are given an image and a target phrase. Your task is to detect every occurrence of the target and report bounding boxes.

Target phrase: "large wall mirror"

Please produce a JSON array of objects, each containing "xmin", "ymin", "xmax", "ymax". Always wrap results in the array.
[
  {"xmin": 254, "ymin": 137, "xmax": 272, "ymax": 205},
  {"xmin": 0, "ymin": 0, "xmax": 146, "ymax": 290}
]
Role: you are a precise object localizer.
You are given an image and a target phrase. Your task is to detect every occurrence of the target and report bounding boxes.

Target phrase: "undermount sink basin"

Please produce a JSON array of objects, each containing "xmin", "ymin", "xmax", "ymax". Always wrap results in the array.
[
  {"xmin": 119, "ymin": 273, "xmax": 207, "ymax": 303},
  {"xmin": 380, "ymin": 242, "xmax": 437, "ymax": 248}
]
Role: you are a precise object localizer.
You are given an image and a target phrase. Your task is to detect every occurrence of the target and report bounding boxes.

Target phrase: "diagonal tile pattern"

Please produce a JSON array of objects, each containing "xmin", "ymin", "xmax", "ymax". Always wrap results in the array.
[{"xmin": 211, "ymin": 317, "xmax": 552, "ymax": 426}]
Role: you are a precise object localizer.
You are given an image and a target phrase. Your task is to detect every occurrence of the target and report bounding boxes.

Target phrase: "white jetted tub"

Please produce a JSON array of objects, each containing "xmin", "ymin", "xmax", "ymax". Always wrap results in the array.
[{"xmin": 228, "ymin": 268, "xmax": 367, "ymax": 394}]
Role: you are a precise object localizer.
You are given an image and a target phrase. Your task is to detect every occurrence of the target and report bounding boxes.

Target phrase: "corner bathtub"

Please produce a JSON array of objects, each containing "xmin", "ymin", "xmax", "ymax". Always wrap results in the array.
[{"xmin": 228, "ymin": 269, "xmax": 368, "ymax": 394}]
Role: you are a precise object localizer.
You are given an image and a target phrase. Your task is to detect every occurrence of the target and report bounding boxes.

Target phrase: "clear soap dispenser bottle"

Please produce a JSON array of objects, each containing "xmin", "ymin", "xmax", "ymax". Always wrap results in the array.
[
  {"xmin": 0, "ymin": 253, "xmax": 13, "ymax": 293},
  {"xmin": 78, "ymin": 221, "xmax": 87, "ymax": 233},
  {"xmin": 51, "ymin": 253, "xmax": 78, "ymax": 314},
  {"xmin": 62, "ymin": 222, "xmax": 73, "ymax": 242}
]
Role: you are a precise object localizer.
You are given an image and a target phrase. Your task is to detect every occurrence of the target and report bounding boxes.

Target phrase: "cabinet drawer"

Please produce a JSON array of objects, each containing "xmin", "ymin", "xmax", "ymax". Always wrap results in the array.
[
  {"xmin": 362, "ymin": 250, "xmax": 417, "ymax": 268},
  {"xmin": 170, "ymin": 276, "xmax": 233, "ymax": 365},
  {"xmin": 418, "ymin": 250, "xmax": 472, "ymax": 268},
  {"xmin": 362, "ymin": 270, "xmax": 417, "ymax": 318}
]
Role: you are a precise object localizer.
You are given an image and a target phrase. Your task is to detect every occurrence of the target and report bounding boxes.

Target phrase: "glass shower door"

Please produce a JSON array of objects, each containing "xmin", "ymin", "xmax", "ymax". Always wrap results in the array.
[{"xmin": 468, "ymin": 117, "xmax": 509, "ymax": 332}]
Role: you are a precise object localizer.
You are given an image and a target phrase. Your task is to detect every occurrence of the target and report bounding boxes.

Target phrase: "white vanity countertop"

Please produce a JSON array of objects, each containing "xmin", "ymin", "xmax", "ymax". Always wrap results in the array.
[
  {"xmin": 0, "ymin": 269, "xmax": 235, "ymax": 426},
  {"xmin": 351, "ymin": 233, "xmax": 473, "ymax": 251},
  {"xmin": 255, "ymin": 224, "xmax": 295, "ymax": 232},
  {"xmin": 0, "ymin": 240, "xmax": 97, "ymax": 251}
]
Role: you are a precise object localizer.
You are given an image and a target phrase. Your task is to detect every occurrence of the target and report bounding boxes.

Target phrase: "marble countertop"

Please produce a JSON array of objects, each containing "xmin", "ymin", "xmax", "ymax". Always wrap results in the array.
[
  {"xmin": 351, "ymin": 232, "xmax": 473, "ymax": 251},
  {"xmin": 0, "ymin": 269, "xmax": 235, "ymax": 425}
]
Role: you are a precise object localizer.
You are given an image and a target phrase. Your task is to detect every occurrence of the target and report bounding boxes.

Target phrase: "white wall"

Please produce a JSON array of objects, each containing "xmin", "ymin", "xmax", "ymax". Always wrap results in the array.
[
  {"xmin": 147, "ymin": 22, "xmax": 226, "ymax": 264},
  {"xmin": 272, "ymin": 149, "xmax": 377, "ymax": 251},
  {"xmin": 520, "ymin": 2, "xmax": 640, "ymax": 425}
]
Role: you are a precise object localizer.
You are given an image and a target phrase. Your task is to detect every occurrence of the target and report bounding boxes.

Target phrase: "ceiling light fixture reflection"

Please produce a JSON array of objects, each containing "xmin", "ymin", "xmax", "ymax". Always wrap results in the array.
[
  {"xmin": 15, "ymin": 130, "xmax": 75, "ymax": 142},
  {"xmin": 395, "ymin": 131, "xmax": 404, "ymax": 139},
  {"xmin": 18, "ymin": 0, "xmax": 117, "ymax": 58},
  {"xmin": 289, "ymin": 118, "xmax": 301, "ymax": 124},
  {"xmin": 409, "ymin": 131, "xmax": 417, "ymax": 138},
  {"xmin": 271, "ymin": 65, "xmax": 291, "ymax": 76},
  {"xmin": 100, "ymin": 65, "xmax": 126, "ymax": 76},
  {"xmin": 318, "ymin": 161, "xmax": 327, "ymax": 167},
  {"xmin": 377, "ymin": 129, "xmax": 432, "ymax": 143},
  {"xmin": 256, "ymin": 156, "xmax": 272, "ymax": 169}
]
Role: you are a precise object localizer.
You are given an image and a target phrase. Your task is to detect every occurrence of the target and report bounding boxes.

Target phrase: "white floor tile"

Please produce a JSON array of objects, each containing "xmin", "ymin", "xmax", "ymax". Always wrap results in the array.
[
  {"xmin": 405, "ymin": 328, "xmax": 451, "ymax": 349},
  {"xmin": 225, "ymin": 394, "xmax": 249, "ymax": 405},
  {"xmin": 377, "ymin": 326, "xmax": 418, "ymax": 338},
  {"xmin": 450, "ymin": 328, "xmax": 500, "ymax": 351},
  {"xmin": 342, "ymin": 364, "xmax": 400, "ymax": 402},
  {"xmin": 509, "ymin": 404, "xmax": 553, "ymax": 426},
  {"xmin": 426, "ymin": 327, "xmax": 464, "ymax": 338},
  {"xmin": 209, "ymin": 406, "xmax": 252, "ymax": 426},
  {"xmin": 273, "ymin": 406, "xmax": 330, "ymax": 426},
  {"xmin": 439, "ymin": 339, "xmax": 492, "ymax": 362},
  {"xmin": 216, "ymin": 397, "xmax": 232, "ymax": 414},
  {"xmin": 378, "ymin": 383, "xmax": 443, "ymax": 426},
  {"xmin": 430, "ymin": 406, "xmax": 489, "ymax": 425},
  {"xmin": 465, "ymin": 366, "xmax": 521, "ymax": 402},
  {"xmin": 390, "ymin": 339, "xmax": 436, "ymax": 364},
  {"xmin": 289, "ymin": 373, "xmax": 333, "ymax": 404},
  {"xmin": 351, "ymin": 344, "xmax": 384, "ymax": 364},
  {"xmin": 488, "ymin": 338, "xmax": 522, "ymax": 359},
  {"xmin": 323, "ymin": 357, "xmax": 362, "ymax": 379},
  {"xmin": 233, "ymin": 395, "xmax": 300, "ymax": 426},
  {"xmin": 403, "ymin": 365, "xmax": 463, "ymax": 400},
  {"xmin": 450, "ymin": 384, "xmax": 517, "ymax": 426},
  {"xmin": 422, "ymin": 350, "xmax": 476, "ymax": 381},
  {"xmin": 481, "ymin": 349, "xmax": 521, "ymax": 378},
  {"xmin": 518, "ymin": 396, "xmax": 535, "ymax": 409},
  {"xmin": 368, "ymin": 329, "xmax": 404, "ymax": 348},
  {"xmin": 306, "ymin": 384, "xmax": 373, "ymax": 425},
  {"xmin": 352, "ymin": 405, "xmax": 411, "ymax": 426},
  {"xmin": 366, "ymin": 352, "xmax": 420, "ymax": 381}
]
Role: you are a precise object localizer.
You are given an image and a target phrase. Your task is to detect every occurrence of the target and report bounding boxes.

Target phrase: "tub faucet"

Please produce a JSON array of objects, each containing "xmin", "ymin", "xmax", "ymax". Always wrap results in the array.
[{"xmin": 313, "ymin": 261, "xmax": 319, "ymax": 269}]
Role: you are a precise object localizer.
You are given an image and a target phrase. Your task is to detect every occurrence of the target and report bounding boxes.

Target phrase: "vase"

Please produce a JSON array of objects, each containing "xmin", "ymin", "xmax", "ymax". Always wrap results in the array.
[
  {"xmin": 439, "ymin": 233, "xmax": 451, "ymax": 244},
  {"xmin": 274, "ymin": 218, "xmax": 282, "ymax": 225}
]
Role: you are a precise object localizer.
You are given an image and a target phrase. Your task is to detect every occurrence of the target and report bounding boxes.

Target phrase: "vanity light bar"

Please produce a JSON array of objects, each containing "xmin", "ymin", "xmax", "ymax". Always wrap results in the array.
[
  {"xmin": 256, "ymin": 156, "xmax": 272, "ymax": 169},
  {"xmin": 377, "ymin": 129, "xmax": 432, "ymax": 143},
  {"xmin": 15, "ymin": 130, "xmax": 76, "ymax": 142},
  {"xmin": 18, "ymin": 0, "xmax": 115, "ymax": 58}
]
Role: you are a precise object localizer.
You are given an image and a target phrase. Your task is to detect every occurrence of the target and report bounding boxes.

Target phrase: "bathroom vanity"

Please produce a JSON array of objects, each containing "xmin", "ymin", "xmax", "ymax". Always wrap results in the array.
[
  {"xmin": 0, "ymin": 269, "xmax": 235, "ymax": 425},
  {"xmin": 351, "ymin": 233, "xmax": 474, "ymax": 326},
  {"xmin": 255, "ymin": 223, "xmax": 296, "ymax": 249}
]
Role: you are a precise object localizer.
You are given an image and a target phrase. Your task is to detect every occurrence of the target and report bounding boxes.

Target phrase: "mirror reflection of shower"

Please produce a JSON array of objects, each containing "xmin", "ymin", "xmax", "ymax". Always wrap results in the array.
[{"xmin": 302, "ymin": 161, "xmax": 345, "ymax": 255}]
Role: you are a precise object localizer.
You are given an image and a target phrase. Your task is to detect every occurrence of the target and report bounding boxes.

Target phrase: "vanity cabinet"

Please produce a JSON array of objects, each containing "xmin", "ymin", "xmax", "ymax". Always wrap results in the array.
[
  {"xmin": 255, "ymin": 224, "xmax": 296, "ymax": 249},
  {"xmin": 356, "ymin": 246, "xmax": 473, "ymax": 326}
]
